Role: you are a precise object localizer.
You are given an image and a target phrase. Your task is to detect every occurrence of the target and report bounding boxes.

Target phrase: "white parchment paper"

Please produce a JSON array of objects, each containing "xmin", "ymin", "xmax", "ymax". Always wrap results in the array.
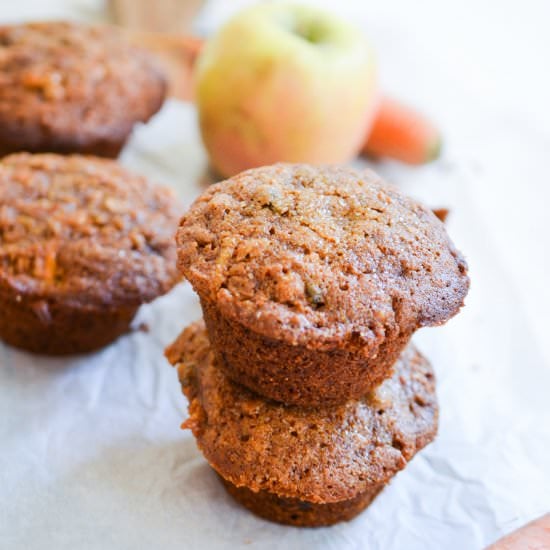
[
  {"xmin": 1, "ymin": 1, "xmax": 550, "ymax": 548},
  {"xmin": 1, "ymin": 98, "xmax": 548, "ymax": 550}
]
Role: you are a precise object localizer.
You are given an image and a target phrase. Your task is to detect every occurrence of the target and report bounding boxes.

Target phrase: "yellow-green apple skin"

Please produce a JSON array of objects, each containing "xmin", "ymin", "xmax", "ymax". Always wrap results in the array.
[{"xmin": 195, "ymin": 3, "xmax": 378, "ymax": 178}]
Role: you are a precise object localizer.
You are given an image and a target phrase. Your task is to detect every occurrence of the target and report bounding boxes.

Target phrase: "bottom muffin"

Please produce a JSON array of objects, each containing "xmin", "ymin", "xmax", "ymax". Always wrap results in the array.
[
  {"xmin": 166, "ymin": 321, "xmax": 438, "ymax": 526},
  {"xmin": 219, "ymin": 474, "xmax": 384, "ymax": 527}
]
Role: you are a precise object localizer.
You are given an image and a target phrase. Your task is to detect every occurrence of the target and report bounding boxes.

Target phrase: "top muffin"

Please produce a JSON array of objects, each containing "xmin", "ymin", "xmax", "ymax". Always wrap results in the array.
[
  {"xmin": 177, "ymin": 163, "xmax": 469, "ymax": 352},
  {"xmin": 0, "ymin": 21, "xmax": 166, "ymax": 157}
]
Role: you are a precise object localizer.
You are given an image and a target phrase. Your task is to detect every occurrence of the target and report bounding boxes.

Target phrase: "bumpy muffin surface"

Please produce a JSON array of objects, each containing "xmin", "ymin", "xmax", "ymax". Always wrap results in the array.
[
  {"xmin": 166, "ymin": 322, "xmax": 438, "ymax": 504},
  {"xmin": 0, "ymin": 153, "xmax": 180, "ymax": 307},
  {"xmin": 0, "ymin": 21, "xmax": 166, "ymax": 156},
  {"xmin": 177, "ymin": 164, "xmax": 469, "ymax": 351}
]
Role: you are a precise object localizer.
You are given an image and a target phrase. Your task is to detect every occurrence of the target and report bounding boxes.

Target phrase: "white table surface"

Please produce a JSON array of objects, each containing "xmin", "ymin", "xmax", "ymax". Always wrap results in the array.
[{"xmin": 1, "ymin": 2, "xmax": 549, "ymax": 549}]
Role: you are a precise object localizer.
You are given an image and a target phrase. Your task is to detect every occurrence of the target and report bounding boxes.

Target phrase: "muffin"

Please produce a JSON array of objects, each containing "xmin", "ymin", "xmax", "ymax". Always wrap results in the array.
[
  {"xmin": 176, "ymin": 163, "xmax": 468, "ymax": 406},
  {"xmin": 165, "ymin": 321, "xmax": 438, "ymax": 527},
  {"xmin": 0, "ymin": 153, "xmax": 181, "ymax": 354},
  {"xmin": 219, "ymin": 476, "xmax": 383, "ymax": 527},
  {"xmin": 0, "ymin": 21, "xmax": 166, "ymax": 158}
]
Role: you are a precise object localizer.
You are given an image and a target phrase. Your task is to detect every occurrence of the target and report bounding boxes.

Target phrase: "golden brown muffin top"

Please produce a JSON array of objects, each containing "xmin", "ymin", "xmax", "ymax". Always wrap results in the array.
[
  {"xmin": 0, "ymin": 21, "xmax": 166, "ymax": 148},
  {"xmin": 166, "ymin": 322, "xmax": 438, "ymax": 504},
  {"xmin": 177, "ymin": 164, "xmax": 469, "ymax": 350},
  {"xmin": 0, "ymin": 153, "xmax": 181, "ymax": 307}
]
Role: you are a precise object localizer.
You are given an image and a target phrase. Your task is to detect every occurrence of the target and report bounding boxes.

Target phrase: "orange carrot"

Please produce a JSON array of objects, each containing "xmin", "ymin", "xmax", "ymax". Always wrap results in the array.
[
  {"xmin": 362, "ymin": 97, "xmax": 442, "ymax": 165},
  {"xmin": 486, "ymin": 513, "xmax": 550, "ymax": 549}
]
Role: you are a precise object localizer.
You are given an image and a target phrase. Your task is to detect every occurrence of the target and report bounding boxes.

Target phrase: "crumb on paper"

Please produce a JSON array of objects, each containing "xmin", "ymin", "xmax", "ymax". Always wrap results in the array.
[
  {"xmin": 136, "ymin": 322, "xmax": 150, "ymax": 333},
  {"xmin": 432, "ymin": 208, "xmax": 450, "ymax": 223}
]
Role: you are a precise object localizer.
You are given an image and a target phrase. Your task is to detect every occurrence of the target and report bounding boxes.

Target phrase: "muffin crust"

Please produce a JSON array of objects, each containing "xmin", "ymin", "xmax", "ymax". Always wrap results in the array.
[{"xmin": 178, "ymin": 164, "xmax": 468, "ymax": 345}]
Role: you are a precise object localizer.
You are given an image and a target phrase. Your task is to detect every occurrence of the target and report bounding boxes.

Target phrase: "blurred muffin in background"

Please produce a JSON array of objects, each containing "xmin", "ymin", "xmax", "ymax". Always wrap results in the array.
[{"xmin": 0, "ymin": 21, "xmax": 167, "ymax": 158}]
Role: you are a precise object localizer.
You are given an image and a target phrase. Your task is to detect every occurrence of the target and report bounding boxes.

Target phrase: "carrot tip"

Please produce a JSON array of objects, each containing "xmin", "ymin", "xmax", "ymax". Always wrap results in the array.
[{"xmin": 427, "ymin": 137, "xmax": 442, "ymax": 163}]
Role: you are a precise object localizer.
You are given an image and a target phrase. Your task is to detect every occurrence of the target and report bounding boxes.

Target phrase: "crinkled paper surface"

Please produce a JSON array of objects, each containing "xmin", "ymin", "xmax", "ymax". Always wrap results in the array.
[{"xmin": 1, "ymin": 1, "xmax": 549, "ymax": 549}]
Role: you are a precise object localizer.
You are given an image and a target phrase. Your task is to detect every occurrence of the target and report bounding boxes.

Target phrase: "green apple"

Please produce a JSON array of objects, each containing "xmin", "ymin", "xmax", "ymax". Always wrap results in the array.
[{"xmin": 195, "ymin": 2, "xmax": 378, "ymax": 177}]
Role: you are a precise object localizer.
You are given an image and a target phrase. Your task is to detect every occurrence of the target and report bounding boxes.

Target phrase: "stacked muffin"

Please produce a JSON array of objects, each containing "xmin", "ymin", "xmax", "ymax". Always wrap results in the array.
[{"xmin": 167, "ymin": 164, "xmax": 469, "ymax": 526}]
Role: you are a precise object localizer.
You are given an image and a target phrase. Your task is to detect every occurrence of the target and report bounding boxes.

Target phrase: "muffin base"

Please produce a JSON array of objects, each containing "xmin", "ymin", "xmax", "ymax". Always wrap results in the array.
[
  {"xmin": 0, "ymin": 135, "xmax": 125, "ymax": 159},
  {"xmin": 201, "ymin": 298, "xmax": 411, "ymax": 407},
  {"xmin": 219, "ymin": 475, "xmax": 384, "ymax": 527},
  {"xmin": 0, "ymin": 292, "xmax": 138, "ymax": 355}
]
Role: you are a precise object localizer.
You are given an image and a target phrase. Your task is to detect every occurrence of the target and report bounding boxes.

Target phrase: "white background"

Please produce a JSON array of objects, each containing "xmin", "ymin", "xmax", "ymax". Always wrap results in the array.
[{"xmin": 0, "ymin": 1, "xmax": 549, "ymax": 549}]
